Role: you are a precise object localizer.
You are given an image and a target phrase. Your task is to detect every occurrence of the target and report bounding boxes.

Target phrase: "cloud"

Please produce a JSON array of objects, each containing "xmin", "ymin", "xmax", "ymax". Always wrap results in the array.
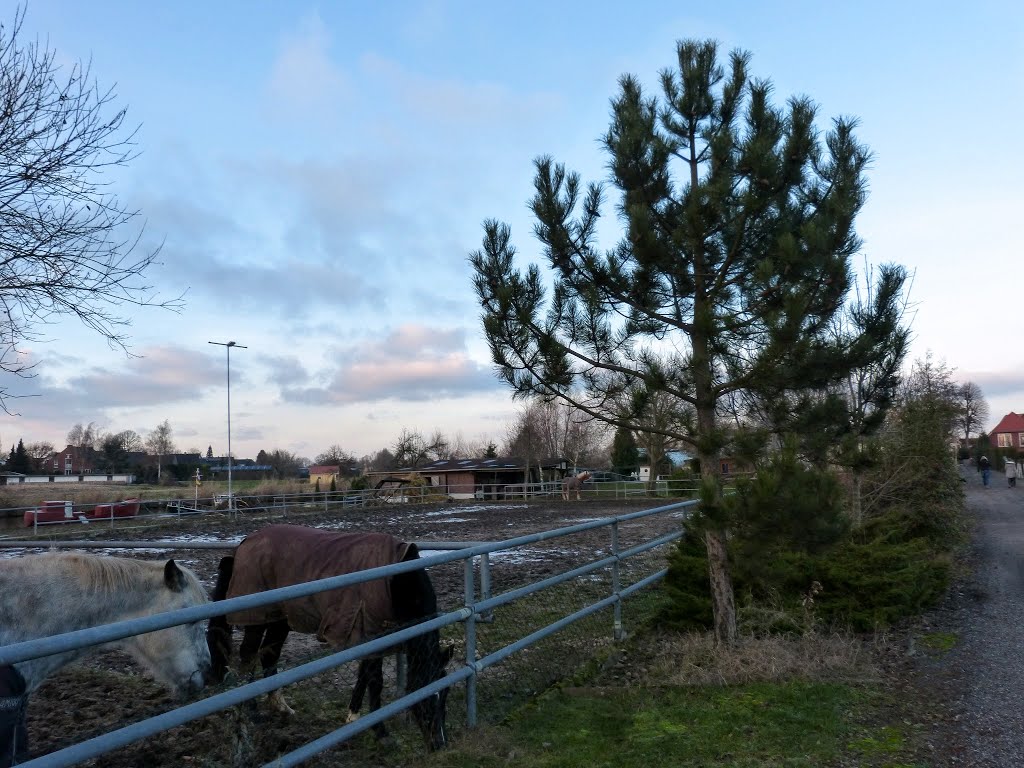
[
  {"xmin": 260, "ymin": 354, "xmax": 314, "ymax": 388},
  {"xmin": 956, "ymin": 367, "xmax": 1024, "ymax": 400},
  {"xmin": 267, "ymin": 12, "xmax": 349, "ymax": 114},
  {"xmin": 56, "ymin": 346, "xmax": 224, "ymax": 411},
  {"xmin": 281, "ymin": 324, "xmax": 501, "ymax": 405},
  {"xmin": 358, "ymin": 53, "xmax": 562, "ymax": 132}
]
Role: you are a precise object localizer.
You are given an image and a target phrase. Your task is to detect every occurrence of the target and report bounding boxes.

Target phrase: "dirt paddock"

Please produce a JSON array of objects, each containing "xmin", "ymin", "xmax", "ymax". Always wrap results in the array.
[{"xmin": 7, "ymin": 496, "xmax": 682, "ymax": 767}]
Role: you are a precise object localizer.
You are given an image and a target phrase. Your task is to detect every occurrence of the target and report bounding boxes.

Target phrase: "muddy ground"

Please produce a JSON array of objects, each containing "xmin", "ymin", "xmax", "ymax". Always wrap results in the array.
[{"xmin": 8, "ymin": 496, "xmax": 683, "ymax": 767}]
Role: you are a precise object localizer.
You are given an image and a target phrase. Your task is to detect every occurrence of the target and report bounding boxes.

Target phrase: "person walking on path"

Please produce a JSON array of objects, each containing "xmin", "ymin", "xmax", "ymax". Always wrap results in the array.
[
  {"xmin": 979, "ymin": 455, "xmax": 991, "ymax": 486},
  {"xmin": 1006, "ymin": 458, "xmax": 1018, "ymax": 488}
]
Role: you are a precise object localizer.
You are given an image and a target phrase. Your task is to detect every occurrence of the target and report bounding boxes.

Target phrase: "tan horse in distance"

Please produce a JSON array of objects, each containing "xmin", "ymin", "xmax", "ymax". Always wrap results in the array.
[{"xmin": 561, "ymin": 471, "xmax": 592, "ymax": 501}]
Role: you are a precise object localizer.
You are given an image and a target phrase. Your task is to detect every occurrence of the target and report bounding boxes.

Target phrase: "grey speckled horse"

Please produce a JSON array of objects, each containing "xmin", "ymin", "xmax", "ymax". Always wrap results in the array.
[
  {"xmin": 561, "ymin": 471, "xmax": 592, "ymax": 500},
  {"xmin": 0, "ymin": 553, "xmax": 211, "ymax": 767}
]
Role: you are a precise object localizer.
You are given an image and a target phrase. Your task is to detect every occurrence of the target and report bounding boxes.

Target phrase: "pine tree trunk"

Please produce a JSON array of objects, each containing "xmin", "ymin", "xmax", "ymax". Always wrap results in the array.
[
  {"xmin": 687, "ymin": 124, "xmax": 737, "ymax": 646},
  {"xmin": 704, "ymin": 527, "xmax": 737, "ymax": 644}
]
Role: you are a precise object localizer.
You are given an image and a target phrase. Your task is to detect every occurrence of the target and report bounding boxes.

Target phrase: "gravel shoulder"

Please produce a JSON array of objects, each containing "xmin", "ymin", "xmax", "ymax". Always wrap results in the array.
[{"xmin": 899, "ymin": 466, "xmax": 1024, "ymax": 766}]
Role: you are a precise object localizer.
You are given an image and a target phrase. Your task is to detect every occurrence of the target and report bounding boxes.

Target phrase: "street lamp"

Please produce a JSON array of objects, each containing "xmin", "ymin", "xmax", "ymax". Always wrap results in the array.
[{"xmin": 209, "ymin": 340, "xmax": 247, "ymax": 512}]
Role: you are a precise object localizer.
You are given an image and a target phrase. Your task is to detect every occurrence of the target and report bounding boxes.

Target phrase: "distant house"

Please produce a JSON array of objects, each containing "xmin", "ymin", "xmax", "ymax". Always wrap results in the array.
[
  {"xmin": 47, "ymin": 445, "xmax": 97, "ymax": 475},
  {"xmin": 638, "ymin": 450, "xmax": 693, "ymax": 482},
  {"xmin": 367, "ymin": 456, "xmax": 569, "ymax": 500},
  {"xmin": 309, "ymin": 464, "xmax": 341, "ymax": 487},
  {"xmin": 989, "ymin": 412, "xmax": 1024, "ymax": 451}
]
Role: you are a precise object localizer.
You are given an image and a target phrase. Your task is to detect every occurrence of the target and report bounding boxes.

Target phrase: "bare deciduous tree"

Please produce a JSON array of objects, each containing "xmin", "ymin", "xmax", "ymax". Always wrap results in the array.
[
  {"xmin": 145, "ymin": 420, "xmax": 175, "ymax": 481},
  {"xmin": 392, "ymin": 429, "xmax": 452, "ymax": 468},
  {"xmin": 264, "ymin": 449, "xmax": 301, "ymax": 479},
  {"xmin": 0, "ymin": 7, "xmax": 183, "ymax": 413},
  {"xmin": 314, "ymin": 445, "xmax": 356, "ymax": 466},
  {"xmin": 24, "ymin": 439, "xmax": 53, "ymax": 472},
  {"xmin": 503, "ymin": 398, "xmax": 607, "ymax": 471},
  {"xmin": 114, "ymin": 429, "xmax": 143, "ymax": 453},
  {"xmin": 956, "ymin": 381, "xmax": 990, "ymax": 442},
  {"xmin": 66, "ymin": 422, "xmax": 100, "ymax": 451}
]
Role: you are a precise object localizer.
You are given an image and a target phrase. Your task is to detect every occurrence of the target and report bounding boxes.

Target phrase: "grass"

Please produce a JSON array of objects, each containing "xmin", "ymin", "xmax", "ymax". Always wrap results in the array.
[
  {"xmin": 427, "ymin": 682, "xmax": 914, "ymax": 768},
  {"xmin": 422, "ymin": 629, "xmax": 925, "ymax": 768},
  {"xmin": 917, "ymin": 631, "xmax": 957, "ymax": 653}
]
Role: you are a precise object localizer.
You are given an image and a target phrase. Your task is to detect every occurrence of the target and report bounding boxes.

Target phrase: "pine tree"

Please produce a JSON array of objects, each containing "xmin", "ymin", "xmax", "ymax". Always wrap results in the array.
[
  {"xmin": 11, "ymin": 438, "xmax": 30, "ymax": 474},
  {"xmin": 471, "ymin": 39, "xmax": 909, "ymax": 643},
  {"xmin": 610, "ymin": 427, "xmax": 640, "ymax": 477}
]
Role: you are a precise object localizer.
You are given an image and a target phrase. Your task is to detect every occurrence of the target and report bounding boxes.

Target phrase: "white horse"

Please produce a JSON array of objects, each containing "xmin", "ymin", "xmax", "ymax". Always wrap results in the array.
[
  {"xmin": 0, "ymin": 553, "xmax": 211, "ymax": 766},
  {"xmin": 561, "ymin": 471, "xmax": 592, "ymax": 501}
]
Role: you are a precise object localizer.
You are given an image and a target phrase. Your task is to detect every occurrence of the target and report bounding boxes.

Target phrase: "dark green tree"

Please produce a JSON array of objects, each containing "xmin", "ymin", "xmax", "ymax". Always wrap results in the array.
[
  {"xmin": 470, "ymin": 39, "xmax": 909, "ymax": 643},
  {"xmin": 8, "ymin": 438, "xmax": 31, "ymax": 473},
  {"xmin": 99, "ymin": 433, "xmax": 129, "ymax": 472},
  {"xmin": 610, "ymin": 426, "xmax": 640, "ymax": 477},
  {"xmin": 484, "ymin": 442, "xmax": 498, "ymax": 459}
]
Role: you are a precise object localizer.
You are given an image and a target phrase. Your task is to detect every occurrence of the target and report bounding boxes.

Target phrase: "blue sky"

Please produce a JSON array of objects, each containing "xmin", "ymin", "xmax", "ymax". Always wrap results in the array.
[{"xmin": 1, "ymin": 1, "xmax": 1021, "ymax": 460}]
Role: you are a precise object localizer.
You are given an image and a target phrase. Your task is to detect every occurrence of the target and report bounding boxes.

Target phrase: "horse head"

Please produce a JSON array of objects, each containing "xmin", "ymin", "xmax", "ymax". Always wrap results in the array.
[
  {"xmin": 205, "ymin": 556, "xmax": 236, "ymax": 684},
  {"xmin": 408, "ymin": 636, "xmax": 454, "ymax": 751},
  {"xmin": 126, "ymin": 560, "xmax": 211, "ymax": 698},
  {"xmin": 407, "ymin": 632, "xmax": 454, "ymax": 750}
]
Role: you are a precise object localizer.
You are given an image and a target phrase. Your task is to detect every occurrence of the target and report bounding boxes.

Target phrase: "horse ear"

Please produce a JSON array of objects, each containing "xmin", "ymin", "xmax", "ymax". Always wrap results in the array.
[{"xmin": 164, "ymin": 559, "xmax": 187, "ymax": 592}]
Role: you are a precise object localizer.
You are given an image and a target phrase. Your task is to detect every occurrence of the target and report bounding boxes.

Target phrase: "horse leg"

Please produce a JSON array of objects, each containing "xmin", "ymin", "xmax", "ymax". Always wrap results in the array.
[
  {"xmin": 347, "ymin": 659, "xmax": 388, "ymax": 739},
  {"xmin": 347, "ymin": 659, "xmax": 371, "ymax": 722},
  {"xmin": 259, "ymin": 620, "xmax": 294, "ymax": 716},
  {"xmin": 366, "ymin": 657, "xmax": 388, "ymax": 739},
  {"xmin": 238, "ymin": 625, "xmax": 267, "ymax": 677}
]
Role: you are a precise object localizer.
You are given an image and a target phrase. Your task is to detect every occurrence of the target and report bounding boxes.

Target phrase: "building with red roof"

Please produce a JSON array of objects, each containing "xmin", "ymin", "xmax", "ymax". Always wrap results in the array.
[{"xmin": 989, "ymin": 412, "xmax": 1024, "ymax": 450}]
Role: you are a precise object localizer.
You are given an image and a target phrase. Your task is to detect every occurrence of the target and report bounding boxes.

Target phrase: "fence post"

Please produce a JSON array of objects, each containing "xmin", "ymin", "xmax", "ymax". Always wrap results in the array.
[
  {"xmin": 479, "ymin": 553, "xmax": 494, "ymax": 623},
  {"xmin": 463, "ymin": 558, "xmax": 478, "ymax": 728},
  {"xmin": 611, "ymin": 520, "xmax": 624, "ymax": 640}
]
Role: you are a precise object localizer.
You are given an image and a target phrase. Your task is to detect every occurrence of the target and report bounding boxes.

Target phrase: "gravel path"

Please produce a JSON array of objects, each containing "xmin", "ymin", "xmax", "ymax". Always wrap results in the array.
[{"xmin": 912, "ymin": 466, "xmax": 1024, "ymax": 766}]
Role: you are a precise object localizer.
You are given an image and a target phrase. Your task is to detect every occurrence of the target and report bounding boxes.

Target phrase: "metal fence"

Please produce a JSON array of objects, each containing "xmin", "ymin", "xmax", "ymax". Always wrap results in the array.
[
  {"xmin": 0, "ymin": 499, "xmax": 694, "ymax": 767},
  {"xmin": 3, "ymin": 483, "xmax": 701, "ymax": 537}
]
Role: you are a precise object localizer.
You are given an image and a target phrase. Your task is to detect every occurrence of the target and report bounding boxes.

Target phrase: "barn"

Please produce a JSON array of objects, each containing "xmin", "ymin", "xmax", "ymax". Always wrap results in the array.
[{"xmin": 367, "ymin": 456, "xmax": 569, "ymax": 500}]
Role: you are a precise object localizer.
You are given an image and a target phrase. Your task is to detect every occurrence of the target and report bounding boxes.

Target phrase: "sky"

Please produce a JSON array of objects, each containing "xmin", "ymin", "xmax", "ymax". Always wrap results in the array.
[{"xmin": 1, "ymin": 0, "xmax": 1021, "ymax": 461}]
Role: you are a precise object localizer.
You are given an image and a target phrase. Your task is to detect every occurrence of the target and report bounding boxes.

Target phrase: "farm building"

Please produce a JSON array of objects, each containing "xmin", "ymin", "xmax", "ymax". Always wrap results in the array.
[{"xmin": 367, "ymin": 456, "xmax": 570, "ymax": 500}]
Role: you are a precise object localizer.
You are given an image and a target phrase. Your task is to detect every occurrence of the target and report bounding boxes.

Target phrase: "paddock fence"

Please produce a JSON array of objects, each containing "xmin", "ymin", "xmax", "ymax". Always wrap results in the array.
[
  {"xmin": 0, "ymin": 499, "xmax": 694, "ymax": 767},
  {"xmin": 2, "ymin": 481, "xmax": 702, "ymax": 536}
]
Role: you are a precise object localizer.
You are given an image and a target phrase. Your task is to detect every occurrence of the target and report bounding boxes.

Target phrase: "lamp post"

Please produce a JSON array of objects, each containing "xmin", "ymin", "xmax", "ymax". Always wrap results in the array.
[{"xmin": 209, "ymin": 340, "xmax": 246, "ymax": 512}]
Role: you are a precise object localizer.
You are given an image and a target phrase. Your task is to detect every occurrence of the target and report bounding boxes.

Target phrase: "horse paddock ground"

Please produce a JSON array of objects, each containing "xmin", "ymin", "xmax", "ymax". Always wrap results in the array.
[{"xmin": 12, "ymin": 497, "xmax": 678, "ymax": 766}]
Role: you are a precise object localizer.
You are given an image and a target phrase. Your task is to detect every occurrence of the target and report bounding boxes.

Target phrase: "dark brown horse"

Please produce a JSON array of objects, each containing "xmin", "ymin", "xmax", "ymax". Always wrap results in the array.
[{"xmin": 206, "ymin": 524, "xmax": 452, "ymax": 750}]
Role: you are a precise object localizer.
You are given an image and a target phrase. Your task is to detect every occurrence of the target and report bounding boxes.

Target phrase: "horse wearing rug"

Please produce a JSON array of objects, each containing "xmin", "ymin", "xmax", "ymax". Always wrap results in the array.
[
  {"xmin": 206, "ymin": 524, "xmax": 452, "ymax": 751},
  {"xmin": 561, "ymin": 471, "xmax": 592, "ymax": 500},
  {"xmin": 0, "ymin": 554, "xmax": 211, "ymax": 767}
]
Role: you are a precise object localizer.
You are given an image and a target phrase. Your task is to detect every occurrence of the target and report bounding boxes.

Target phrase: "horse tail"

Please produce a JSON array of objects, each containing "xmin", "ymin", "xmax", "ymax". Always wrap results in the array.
[{"xmin": 206, "ymin": 555, "xmax": 235, "ymax": 684}]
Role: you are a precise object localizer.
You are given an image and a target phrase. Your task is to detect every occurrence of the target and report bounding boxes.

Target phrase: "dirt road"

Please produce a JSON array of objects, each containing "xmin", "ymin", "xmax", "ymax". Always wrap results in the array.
[{"xmin": 911, "ymin": 466, "xmax": 1024, "ymax": 766}]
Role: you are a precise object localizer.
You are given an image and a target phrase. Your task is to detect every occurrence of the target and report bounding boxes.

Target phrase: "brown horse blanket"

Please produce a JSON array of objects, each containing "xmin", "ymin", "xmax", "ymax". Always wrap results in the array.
[{"xmin": 225, "ymin": 525, "xmax": 412, "ymax": 649}]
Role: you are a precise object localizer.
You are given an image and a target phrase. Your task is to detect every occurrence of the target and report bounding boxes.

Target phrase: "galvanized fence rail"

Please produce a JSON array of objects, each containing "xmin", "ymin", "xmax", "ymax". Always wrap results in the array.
[{"xmin": 0, "ymin": 499, "xmax": 694, "ymax": 767}]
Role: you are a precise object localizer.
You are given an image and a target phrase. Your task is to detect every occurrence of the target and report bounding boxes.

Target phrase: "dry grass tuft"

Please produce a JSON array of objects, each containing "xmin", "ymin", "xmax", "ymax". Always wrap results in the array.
[{"xmin": 629, "ymin": 630, "xmax": 877, "ymax": 687}]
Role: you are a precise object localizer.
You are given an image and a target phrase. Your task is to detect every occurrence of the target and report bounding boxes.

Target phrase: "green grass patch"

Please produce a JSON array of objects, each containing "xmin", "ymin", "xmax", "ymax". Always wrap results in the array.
[
  {"xmin": 428, "ymin": 681, "xmax": 912, "ymax": 768},
  {"xmin": 917, "ymin": 631, "xmax": 957, "ymax": 653}
]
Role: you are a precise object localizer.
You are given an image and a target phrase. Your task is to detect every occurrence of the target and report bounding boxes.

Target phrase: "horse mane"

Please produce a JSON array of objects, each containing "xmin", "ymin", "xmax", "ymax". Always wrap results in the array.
[{"xmin": 43, "ymin": 553, "xmax": 197, "ymax": 594}]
